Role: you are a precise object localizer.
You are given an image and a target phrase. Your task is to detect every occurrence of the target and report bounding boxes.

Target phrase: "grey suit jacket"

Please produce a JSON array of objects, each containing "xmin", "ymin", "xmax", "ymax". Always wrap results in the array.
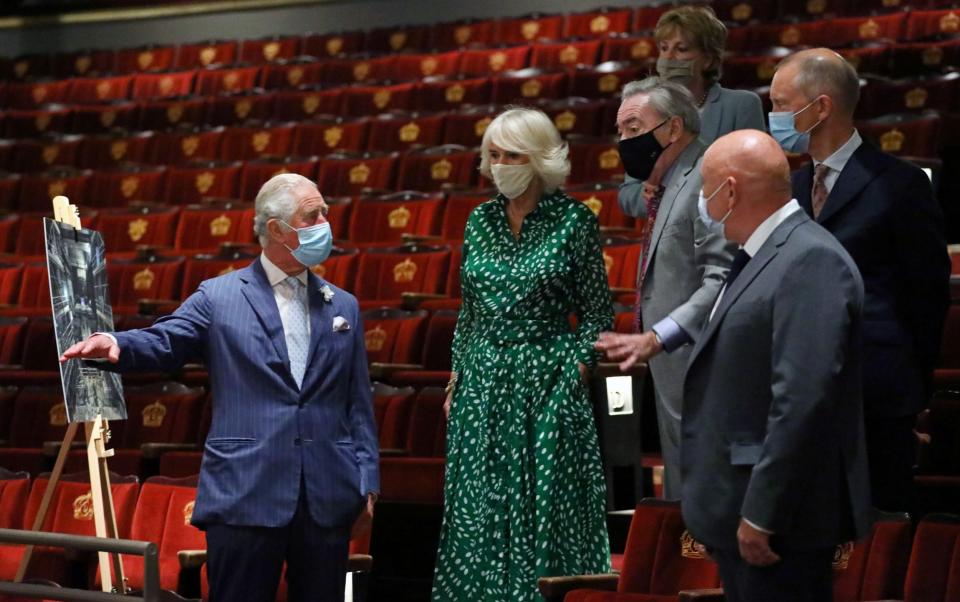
[
  {"xmin": 681, "ymin": 210, "xmax": 873, "ymax": 551},
  {"xmin": 619, "ymin": 84, "xmax": 765, "ymax": 218},
  {"xmin": 636, "ymin": 140, "xmax": 735, "ymax": 416}
]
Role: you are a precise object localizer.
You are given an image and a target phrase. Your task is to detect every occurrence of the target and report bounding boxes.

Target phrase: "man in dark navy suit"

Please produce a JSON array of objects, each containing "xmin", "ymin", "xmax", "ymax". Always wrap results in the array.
[
  {"xmin": 62, "ymin": 174, "xmax": 379, "ymax": 602},
  {"xmin": 770, "ymin": 48, "xmax": 950, "ymax": 513}
]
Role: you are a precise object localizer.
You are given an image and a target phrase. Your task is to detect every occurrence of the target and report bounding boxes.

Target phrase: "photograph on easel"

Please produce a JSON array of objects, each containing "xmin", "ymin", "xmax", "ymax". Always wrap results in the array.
[{"xmin": 43, "ymin": 217, "xmax": 126, "ymax": 423}]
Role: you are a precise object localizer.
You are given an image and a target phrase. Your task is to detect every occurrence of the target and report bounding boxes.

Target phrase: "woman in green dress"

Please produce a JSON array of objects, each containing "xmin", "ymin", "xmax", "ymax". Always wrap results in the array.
[{"xmin": 432, "ymin": 107, "xmax": 614, "ymax": 601}]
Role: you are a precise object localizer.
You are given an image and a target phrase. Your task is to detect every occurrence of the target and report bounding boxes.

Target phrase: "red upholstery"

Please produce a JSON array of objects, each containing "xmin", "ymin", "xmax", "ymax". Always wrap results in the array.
[
  {"xmin": 10, "ymin": 134, "xmax": 83, "ymax": 173},
  {"xmin": 315, "ymin": 151, "xmax": 398, "ymax": 196},
  {"xmin": 122, "ymin": 475, "xmax": 204, "ymax": 593},
  {"xmin": 147, "ymin": 126, "xmax": 224, "ymax": 166},
  {"xmin": 379, "ymin": 456, "xmax": 445, "ymax": 503},
  {"xmin": 341, "ymin": 82, "xmax": 416, "ymax": 117},
  {"xmin": 348, "ymin": 192, "xmax": 445, "ymax": 245},
  {"xmin": 458, "ymin": 45, "xmax": 530, "ymax": 76},
  {"xmin": 889, "ymin": 40, "xmax": 960, "ymax": 78},
  {"xmin": 217, "ymin": 121, "xmax": 295, "ymax": 162},
  {"xmin": 111, "ymin": 381, "xmax": 206, "ymax": 449},
  {"xmin": 164, "ymin": 160, "xmax": 243, "ymax": 205},
  {"xmin": 600, "ymin": 35, "xmax": 658, "ymax": 64},
  {"xmin": 115, "ymin": 45, "xmax": 176, "ymax": 74},
  {"xmin": 130, "ymin": 70, "xmax": 197, "ymax": 100},
  {"xmin": 365, "ymin": 112, "xmax": 445, "ymax": 153},
  {"xmin": 105, "ymin": 252, "xmax": 185, "ymax": 311},
  {"xmin": 2, "ymin": 54, "xmax": 51, "ymax": 82},
  {"xmin": 858, "ymin": 74, "xmax": 959, "ymax": 118},
  {"xmin": 355, "ymin": 245, "xmax": 451, "ymax": 306},
  {"xmin": 749, "ymin": 21, "xmax": 826, "ymax": 49},
  {"xmin": 301, "ymin": 31, "xmax": 365, "ymax": 58},
  {"xmin": 291, "ymin": 115, "xmax": 369, "ymax": 156},
  {"xmin": 601, "ymin": 237, "xmax": 642, "ymax": 291},
  {"xmin": 323, "ymin": 55, "xmax": 396, "ymax": 85},
  {"xmin": 431, "ymin": 19, "xmax": 495, "ymax": 50},
  {"xmin": 710, "ymin": 0, "xmax": 775, "ymax": 25},
  {"xmin": 0, "ymin": 171, "xmax": 21, "ymax": 212},
  {"xmin": 392, "ymin": 51, "xmax": 461, "ymax": 81},
  {"xmin": 360, "ymin": 308, "xmax": 430, "ymax": 365},
  {"xmin": 404, "ymin": 387, "xmax": 447, "ymax": 457},
  {"xmin": 366, "ymin": 24, "xmax": 431, "ymax": 53},
  {"xmin": 69, "ymin": 74, "xmax": 133, "ymax": 104},
  {"xmin": 239, "ymin": 156, "xmax": 318, "ymax": 201},
  {"xmin": 86, "ymin": 164, "xmax": 166, "ymax": 207},
  {"xmin": 723, "ymin": 49, "xmax": 793, "ymax": 89},
  {"xmin": 531, "ymin": 40, "xmax": 603, "ymax": 71},
  {"xmin": 96, "ymin": 204, "xmax": 180, "ymax": 253},
  {"xmin": 837, "ymin": 46, "xmax": 891, "ymax": 77},
  {"xmin": 396, "ymin": 146, "xmax": 479, "ymax": 192},
  {"xmin": 0, "ymin": 312, "xmax": 27, "ymax": 359},
  {"xmin": 16, "ymin": 263, "xmax": 52, "ymax": 310},
  {"xmin": 565, "ymin": 8, "xmax": 633, "ymax": 38},
  {"xmin": 70, "ymin": 101, "xmax": 140, "ymax": 134},
  {"xmin": 491, "ymin": 69, "xmax": 569, "ymax": 104},
  {"xmin": 901, "ymin": 513, "xmax": 960, "ymax": 602},
  {"xmin": 441, "ymin": 104, "xmax": 499, "ymax": 147},
  {"xmin": 239, "ymin": 35, "xmax": 300, "ymax": 64},
  {"xmin": 419, "ymin": 310, "xmax": 457, "ymax": 371},
  {"xmin": 372, "ymin": 383, "xmax": 416, "ymax": 449},
  {"xmin": 258, "ymin": 58, "xmax": 324, "ymax": 90},
  {"xmin": 0, "ymin": 214, "xmax": 18, "ymax": 254},
  {"xmin": 541, "ymin": 97, "xmax": 608, "ymax": 138},
  {"xmin": 76, "ymin": 131, "xmax": 153, "ymax": 170},
  {"xmin": 52, "ymin": 49, "xmax": 115, "ymax": 78},
  {"xmin": 310, "ymin": 246, "xmax": 359, "ymax": 291},
  {"xmin": 905, "ymin": 8, "xmax": 960, "ymax": 40},
  {"xmin": 17, "ymin": 168, "xmax": 90, "ymax": 212},
  {"xmin": 3, "ymin": 107, "xmax": 72, "ymax": 138},
  {"xmin": 173, "ymin": 199, "xmax": 256, "ymax": 253},
  {"xmin": 832, "ymin": 512, "xmax": 912, "ymax": 602},
  {"xmin": 3, "ymin": 79, "xmax": 70, "ymax": 109},
  {"xmin": 175, "ymin": 40, "xmax": 238, "ymax": 69},
  {"xmin": 416, "ymin": 76, "xmax": 492, "ymax": 112},
  {"xmin": 158, "ymin": 451, "xmax": 203, "ymax": 479},
  {"xmin": 193, "ymin": 65, "xmax": 260, "ymax": 96},
  {"xmin": 0, "ymin": 469, "xmax": 30, "ymax": 530},
  {"xmin": 324, "ymin": 195, "xmax": 353, "ymax": 240},
  {"xmin": 180, "ymin": 248, "xmax": 259, "ymax": 298},
  {"xmin": 568, "ymin": 136, "xmax": 623, "ymax": 185},
  {"xmin": 570, "ymin": 62, "xmax": 643, "ymax": 99},
  {"xmin": 827, "ymin": 13, "xmax": 908, "ymax": 47},
  {"xmin": 567, "ymin": 182, "xmax": 641, "ymax": 231},
  {"xmin": 273, "ymin": 88, "xmax": 344, "ymax": 122},
  {"xmin": 440, "ymin": 190, "xmax": 490, "ymax": 240},
  {"xmin": 495, "ymin": 13, "xmax": 564, "ymax": 44},
  {"xmin": 856, "ymin": 111, "xmax": 942, "ymax": 158},
  {"xmin": 7, "ymin": 385, "xmax": 70, "ymax": 447},
  {"xmin": 205, "ymin": 90, "xmax": 274, "ymax": 127}
]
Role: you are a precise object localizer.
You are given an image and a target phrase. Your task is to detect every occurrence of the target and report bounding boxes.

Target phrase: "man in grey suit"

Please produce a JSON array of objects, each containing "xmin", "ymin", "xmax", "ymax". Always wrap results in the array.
[
  {"xmin": 596, "ymin": 77, "xmax": 734, "ymax": 499},
  {"xmin": 682, "ymin": 130, "xmax": 872, "ymax": 601}
]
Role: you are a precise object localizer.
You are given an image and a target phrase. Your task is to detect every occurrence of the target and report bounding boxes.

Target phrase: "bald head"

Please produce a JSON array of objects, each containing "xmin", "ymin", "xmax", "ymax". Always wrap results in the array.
[
  {"xmin": 701, "ymin": 130, "xmax": 792, "ymax": 244},
  {"xmin": 773, "ymin": 48, "xmax": 860, "ymax": 118}
]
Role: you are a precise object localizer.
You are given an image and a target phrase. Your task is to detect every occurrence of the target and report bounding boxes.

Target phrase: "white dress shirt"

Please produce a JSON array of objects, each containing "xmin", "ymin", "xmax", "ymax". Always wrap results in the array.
[
  {"xmin": 260, "ymin": 253, "xmax": 311, "ymax": 339},
  {"xmin": 813, "ymin": 129, "xmax": 862, "ymax": 195}
]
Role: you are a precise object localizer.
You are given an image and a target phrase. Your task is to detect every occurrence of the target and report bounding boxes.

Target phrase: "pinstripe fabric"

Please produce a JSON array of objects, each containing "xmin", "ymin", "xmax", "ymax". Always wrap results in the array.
[{"xmin": 110, "ymin": 258, "xmax": 379, "ymax": 529}]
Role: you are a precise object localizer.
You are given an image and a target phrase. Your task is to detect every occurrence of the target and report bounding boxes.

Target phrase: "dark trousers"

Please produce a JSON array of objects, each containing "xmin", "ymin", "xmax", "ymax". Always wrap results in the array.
[
  {"xmin": 205, "ymin": 487, "xmax": 351, "ymax": 602},
  {"xmin": 711, "ymin": 545, "xmax": 834, "ymax": 602},
  {"xmin": 865, "ymin": 414, "xmax": 917, "ymax": 514}
]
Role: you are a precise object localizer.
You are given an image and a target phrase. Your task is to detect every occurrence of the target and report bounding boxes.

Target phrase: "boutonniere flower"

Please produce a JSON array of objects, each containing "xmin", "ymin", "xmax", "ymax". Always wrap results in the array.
[{"xmin": 320, "ymin": 284, "xmax": 335, "ymax": 303}]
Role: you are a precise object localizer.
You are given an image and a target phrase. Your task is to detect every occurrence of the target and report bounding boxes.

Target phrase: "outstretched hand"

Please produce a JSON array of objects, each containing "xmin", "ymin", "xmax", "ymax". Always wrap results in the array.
[
  {"xmin": 59, "ymin": 334, "xmax": 120, "ymax": 364},
  {"xmin": 594, "ymin": 331, "xmax": 662, "ymax": 371}
]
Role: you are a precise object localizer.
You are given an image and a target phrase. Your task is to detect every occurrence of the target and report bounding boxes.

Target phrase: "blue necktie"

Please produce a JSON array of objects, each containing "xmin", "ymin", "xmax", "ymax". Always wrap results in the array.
[{"xmin": 285, "ymin": 276, "xmax": 309, "ymax": 388}]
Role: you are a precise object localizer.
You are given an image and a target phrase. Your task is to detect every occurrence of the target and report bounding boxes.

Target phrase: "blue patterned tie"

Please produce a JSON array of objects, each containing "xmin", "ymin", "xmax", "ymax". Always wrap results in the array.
[{"xmin": 285, "ymin": 276, "xmax": 309, "ymax": 388}]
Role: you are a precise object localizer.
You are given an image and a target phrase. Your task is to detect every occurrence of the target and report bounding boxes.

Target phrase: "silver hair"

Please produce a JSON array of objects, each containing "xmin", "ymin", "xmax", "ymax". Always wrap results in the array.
[
  {"xmin": 478, "ymin": 107, "xmax": 570, "ymax": 193},
  {"xmin": 777, "ymin": 51, "xmax": 860, "ymax": 117},
  {"xmin": 621, "ymin": 76, "xmax": 702, "ymax": 134},
  {"xmin": 253, "ymin": 173, "xmax": 317, "ymax": 246}
]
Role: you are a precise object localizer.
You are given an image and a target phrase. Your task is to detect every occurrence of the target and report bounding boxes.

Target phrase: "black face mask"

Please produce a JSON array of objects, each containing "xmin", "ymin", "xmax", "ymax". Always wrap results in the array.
[{"xmin": 618, "ymin": 119, "xmax": 671, "ymax": 180}]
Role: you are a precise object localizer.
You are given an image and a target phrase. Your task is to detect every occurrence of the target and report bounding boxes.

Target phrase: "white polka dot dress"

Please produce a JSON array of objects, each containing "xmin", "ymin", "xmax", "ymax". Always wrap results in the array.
[{"xmin": 432, "ymin": 190, "xmax": 614, "ymax": 601}]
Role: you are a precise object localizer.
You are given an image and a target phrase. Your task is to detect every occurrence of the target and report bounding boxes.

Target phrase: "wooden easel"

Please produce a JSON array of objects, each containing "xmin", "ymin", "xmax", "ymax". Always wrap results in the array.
[{"xmin": 14, "ymin": 196, "xmax": 128, "ymax": 594}]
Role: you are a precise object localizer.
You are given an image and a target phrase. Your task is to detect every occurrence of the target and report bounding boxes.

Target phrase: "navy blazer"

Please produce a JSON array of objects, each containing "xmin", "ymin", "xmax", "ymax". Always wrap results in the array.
[
  {"xmin": 792, "ymin": 141, "xmax": 950, "ymax": 417},
  {"xmin": 110, "ymin": 259, "xmax": 379, "ymax": 529}
]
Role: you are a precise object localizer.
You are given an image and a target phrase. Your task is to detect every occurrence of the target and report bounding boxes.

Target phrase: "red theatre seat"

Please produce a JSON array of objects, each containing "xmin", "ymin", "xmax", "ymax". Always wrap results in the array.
[
  {"xmin": 431, "ymin": 19, "xmax": 496, "ymax": 51},
  {"xmin": 137, "ymin": 95, "xmax": 207, "ymax": 131},
  {"xmin": 76, "ymin": 130, "xmax": 153, "ymax": 169},
  {"xmin": 164, "ymin": 160, "xmax": 243, "ymax": 205},
  {"xmin": 52, "ymin": 49, "xmax": 115, "ymax": 78},
  {"xmin": 366, "ymin": 24, "xmax": 431, "ymax": 54},
  {"xmin": 600, "ymin": 35, "xmax": 658, "ymax": 65},
  {"xmin": 291, "ymin": 115, "xmax": 369, "ymax": 156},
  {"xmin": 3, "ymin": 54, "xmax": 51, "ymax": 82},
  {"xmin": 121, "ymin": 475, "xmax": 204, "ymax": 593},
  {"xmin": 889, "ymin": 39, "xmax": 960, "ymax": 78},
  {"xmin": 0, "ymin": 469, "xmax": 30, "ymax": 529},
  {"xmin": 0, "ymin": 315, "xmax": 27, "ymax": 364},
  {"xmin": 491, "ymin": 68, "xmax": 569, "ymax": 104},
  {"xmin": 837, "ymin": 45, "xmax": 891, "ymax": 77},
  {"xmin": 206, "ymin": 90, "xmax": 274, "ymax": 127},
  {"xmin": 181, "ymin": 247, "xmax": 259, "ymax": 298},
  {"xmin": 565, "ymin": 7, "xmax": 633, "ymax": 38},
  {"xmin": 322, "ymin": 55, "xmax": 395, "ymax": 86},
  {"xmin": 440, "ymin": 189, "xmax": 491, "ymax": 241},
  {"xmin": 68, "ymin": 74, "xmax": 133, "ymax": 104},
  {"xmin": 440, "ymin": 104, "xmax": 499, "ymax": 148},
  {"xmin": 540, "ymin": 97, "xmax": 608, "ymax": 138},
  {"xmin": 396, "ymin": 145, "xmax": 479, "ymax": 192},
  {"xmin": 568, "ymin": 135, "xmax": 623, "ymax": 185},
  {"xmin": 709, "ymin": 0, "xmax": 775, "ymax": 25},
  {"xmin": 905, "ymin": 8, "xmax": 960, "ymax": 41},
  {"xmin": 722, "ymin": 48, "xmax": 793, "ymax": 89},
  {"xmin": 315, "ymin": 150, "xmax": 398, "ymax": 196},
  {"xmin": 827, "ymin": 13, "xmax": 908, "ymax": 47},
  {"xmin": 130, "ymin": 69, "xmax": 197, "ymax": 100},
  {"xmin": 16, "ymin": 167, "xmax": 90, "ymax": 212},
  {"xmin": 458, "ymin": 45, "xmax": 530, "ymax": 77},
  {"xmin": 173, "ymin": 199, "xmax": 256, "ymax": 253},
  {"xmin": 749, "ymin": 22, "xmax": 825, "ymax": 49},
  {"xmin": 311, "ymin": 245, "xmax": 359, "ymax": 291},
  {"xmin": 899, "ymin": 513, "xmax": 960, "ymax": 602},
  {"xmin": 570, "ymin": 62, "xmax": 643, "ymax": 99},
  {"xmin": 495, "ymin": 13, "xmax": 564, "ymax": 44},
  {"xmin": 258, "ymin": 58, "xmax": 324, "ymax": 90},
  {"xmin": 856, "ymin": 111, "xmax": 942, "ymax": 158},
  {"xmin": 147, "ymin": 125, "xmax": 224, "ymax": 166},
  {"xmin": 239, "ymin": 156, "xmax": 319, "ymax": 202},
  {"xmin": 87, "ymin": 164, "xmax": 166, "ymax": 207},
  {"xmin": 301, "ymin": 30, "xmax": 365, "ymax": 58},
  {"xmin": 0, "ymin": 215, "xmax": 18, "ymax": 254},
  {"xmin": 239, "ymin": 35, "xmax": 300, "ymax": 64},
  {"xmin": 602, "ymin": 237, "xmax": 642, "ymax": 292},
  {"xmin": 7, "ymin": 385, "xmax": 69, "ymax": 447},
  {"xmin": 530, "ymin": 40, "xmax": 603, "ymax": 72},
  {"xmin": 858, "ymin": 73, "xmax": 959, "ymax": 118},
  {"xmin": 217, "ymin": 121, "xmax": 295, "ymax": 162},
  {"xmin": 341, "ymin": 82, "xmax": 416, "ymax": 117},
  {"xmin": 106, "ymin": 251, "xmax": 185, "ymax": 312},
  {"xmin": 415, "ymin": 75, "xmax": 492, "ymax": 112},
  {"xmin": 111, "ymin": 381, "xmax": 206, "ymax": 449},
  {"xmin": 193, "ymin": 65, "xmax": 261, "ymax": 96},
  {"xmin": 10, "ymin": 134, "xmax": 83, "ymax": 173},
  {"xmin": 364, "ymin": 111, "xmax": 445, "ymax": 154},
  {"xmin": 567, "ymin": 182, "xmax": 641, "ymax": 232},
  {"xmin": 348, "ymin": 191, "xmax": 445, "ymax": 244},
  {"xmin": 372, "ymin": 383, "xmax": 416, "ymax": 449},
  {"xmin": 392, "ymin": 51, "xmax": 461, "ymax": 81},
  {"xmin": 0, "ymin": 171, "xmax": 20, "ymax": 212},
  {"xmin": 3, "ymin": 106, "xmax": 72, "ymax": 138},
  {"xmin": 96, "ymin": 204, "xmax": 180, "ymax": 253},
  {"xmin": 634, "ymin": 4, "xmax": 677, "ymax": 31},
  {"xmin": 360, "ymin": 308, "xmax": 430, "ymax": 365},
  {"xmin": 388, "ymin": 309, "xmax": 458, "ymax": 388},
  {"xmin": 272, "ymin": 87, "xmax": 343, "ymax": 122},
  {"xmin": 13, "ymin": 210, "xmax": 96, "ymax": 258},
  {"xmin": 831, "ymin": 511, "xmax": 912, "ymax": 602},
  {"xmin": 324, "ymin": 196, "xmax": 353, "ymax": 241},
  {"xmin": 354, "ymin": 244, "xmax": 451, "ymax": 306},
  {"xmin": 2, "ymin": 79, "xmax": 70, "ymax": 109},
  {"xmin": 69, "ymin": 100, "xmax": 139, "ymax": 134},
  {"xmin": 174, "ymin": 40, "xmax": 239, "ymax": 69},
  {"xmin": 115, "ymin": 45, "xmax": 176, "ymax": 74},
  {"xmin": 778, "ymin": 0, "xmax": 847, "ymax": 20}
]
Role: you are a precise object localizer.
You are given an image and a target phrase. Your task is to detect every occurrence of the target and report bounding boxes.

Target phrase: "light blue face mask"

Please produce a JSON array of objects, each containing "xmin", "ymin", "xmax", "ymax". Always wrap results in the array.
[
  {"xmin": 768, "ymin": 96, "xmax": 823, "ymax": 154},
  {"xmin": 698, "ymin": 179, "xmax": 733, "ymax": 239},
  {"xmin": 279, "ymin": 220, "xmax": 333, "ymax": 267}
]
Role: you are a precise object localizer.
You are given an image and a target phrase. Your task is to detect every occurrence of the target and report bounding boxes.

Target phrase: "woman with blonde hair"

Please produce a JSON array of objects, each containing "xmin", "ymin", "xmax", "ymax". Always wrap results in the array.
[{"xmin": 432, "ymin": 107, "xmax": 613, "ymax": 601}]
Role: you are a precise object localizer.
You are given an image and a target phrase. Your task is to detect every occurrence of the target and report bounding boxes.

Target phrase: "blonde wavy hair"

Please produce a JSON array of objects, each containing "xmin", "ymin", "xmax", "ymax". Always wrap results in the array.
[{"xmin": 479, "ymin": 107, "xmax": 570, "ymax": 194}]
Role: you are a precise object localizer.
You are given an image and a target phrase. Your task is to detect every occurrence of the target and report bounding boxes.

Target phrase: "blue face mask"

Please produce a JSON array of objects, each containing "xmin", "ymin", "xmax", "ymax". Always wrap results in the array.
[
  {"xmin": 768, "ymin": 96, "xmax": 823, "ymax": 154},
  {"xmin": 698, "ymin": 179, "xmax": 733, "ymax": 239},
  {"xmin": 279, "ymin": 220, "xmax": 333, "ymax": 267}
]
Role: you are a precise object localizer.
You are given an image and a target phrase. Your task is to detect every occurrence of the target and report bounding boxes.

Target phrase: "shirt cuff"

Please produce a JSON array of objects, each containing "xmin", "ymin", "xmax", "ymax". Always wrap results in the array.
[
  {"xmin": 650, "ymin": 318, "xmax": 692, "ymax": 353},
  {"xmin": 743, "ymin": 517, "xmax": 774, "ymax": 534},
  {"xmin": 94, "ymin": 332, "xmax": 118, "ymax": 346}
]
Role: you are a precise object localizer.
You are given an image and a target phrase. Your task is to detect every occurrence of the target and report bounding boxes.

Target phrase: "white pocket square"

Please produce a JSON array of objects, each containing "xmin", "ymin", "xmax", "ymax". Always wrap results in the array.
[{"xmin": 332, "ymin": 316, "xmax": 351, "ymax": 332}]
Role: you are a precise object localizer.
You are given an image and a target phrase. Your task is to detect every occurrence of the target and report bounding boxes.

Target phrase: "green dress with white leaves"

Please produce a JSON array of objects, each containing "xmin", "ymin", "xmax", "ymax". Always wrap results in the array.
[{"xmin": 432, "ymin": 190, "xmax": 614, "ymax": 602}]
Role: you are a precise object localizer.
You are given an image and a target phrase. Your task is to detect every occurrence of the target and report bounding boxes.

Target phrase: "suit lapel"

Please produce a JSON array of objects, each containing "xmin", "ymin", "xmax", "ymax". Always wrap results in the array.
[
  {"xmin": 303, "ymin": 271, "xmax": 334, "ymax": 388},
  {"xmin": 816, "ymin": 143, "xmax": 877, "ymax": 224},
  {"xmin": 701, "ymin": 84, "xmax": 723, "ymax": 143},
  {"xmin": 240, "ymin": 260, "xmax": 291, "ymax": 377},
  {"xmin": 646, "ymin": 142, "xmax": 704, "ymax": 274},
  {"xmin": 795, "ymin": 161, "xmax": 814, "ymax": 215}
]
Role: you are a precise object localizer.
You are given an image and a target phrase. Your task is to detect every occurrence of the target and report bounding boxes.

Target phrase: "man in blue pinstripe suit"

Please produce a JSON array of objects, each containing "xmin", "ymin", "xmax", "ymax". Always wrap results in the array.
[{"xmin": 62, "ymin": 173, "xmax": 379, "ymax": 602}]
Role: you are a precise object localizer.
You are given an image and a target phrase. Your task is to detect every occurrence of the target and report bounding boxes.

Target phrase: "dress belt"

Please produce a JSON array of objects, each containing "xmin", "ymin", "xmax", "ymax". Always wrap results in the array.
[{"xmin": 475, "ymin": 318, "xmax": 571, "ymax": 345}]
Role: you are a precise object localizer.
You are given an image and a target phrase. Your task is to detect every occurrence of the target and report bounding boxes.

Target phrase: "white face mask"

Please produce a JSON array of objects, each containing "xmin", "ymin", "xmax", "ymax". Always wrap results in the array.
[{"xmin": 491, "ymin": 163, "xmax": 535, "ymax": 200}]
